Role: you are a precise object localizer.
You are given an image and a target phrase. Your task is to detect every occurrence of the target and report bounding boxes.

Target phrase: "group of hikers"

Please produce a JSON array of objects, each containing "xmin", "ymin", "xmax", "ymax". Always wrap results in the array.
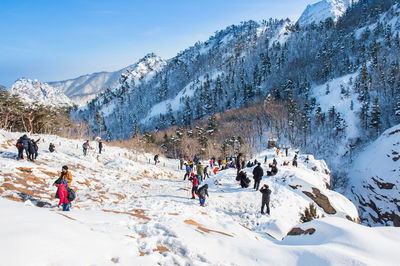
[
  {"xmin": 16, "ymin": 135, "xmax": 104, "ymax": 162},
  {"xmin": 14, "ymin": 133, "xmax": 292, "ymax": 214},
  {"xmin": 16, "ymin": 134, "xmax": 40, "ymax": 161},
  {"xmin": 82, "ymin": 139, "xmax": 103, "ymax": 156},
  {"xmin": 176, "ymin": 146, "xmax": 299, "ymax": 214}
]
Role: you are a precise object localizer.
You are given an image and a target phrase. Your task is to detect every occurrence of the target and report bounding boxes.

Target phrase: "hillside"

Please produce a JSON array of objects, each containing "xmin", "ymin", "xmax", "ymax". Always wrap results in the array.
[
  {"xmin": 1, "ymin": 130, "xmax": 399, "ymax": 264},
  {"xmin": 347, "ymin": 124, "xmax": 400, "ymax": 226}
]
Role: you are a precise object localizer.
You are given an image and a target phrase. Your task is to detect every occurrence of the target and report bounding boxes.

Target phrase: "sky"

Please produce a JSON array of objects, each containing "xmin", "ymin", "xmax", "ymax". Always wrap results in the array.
[{"xmin": 0, "ymin": 0, "xmax": 316, "ymax": 87}]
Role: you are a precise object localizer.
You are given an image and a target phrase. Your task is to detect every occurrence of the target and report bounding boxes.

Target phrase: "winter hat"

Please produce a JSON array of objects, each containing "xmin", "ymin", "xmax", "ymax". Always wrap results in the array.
[
  {"xmin": 190, "ymin": 172, "xmax": 195, "ymax": 176},
  {"xmin": 62, "ymin": 165, "xmax": 68, "ymax": 170}
]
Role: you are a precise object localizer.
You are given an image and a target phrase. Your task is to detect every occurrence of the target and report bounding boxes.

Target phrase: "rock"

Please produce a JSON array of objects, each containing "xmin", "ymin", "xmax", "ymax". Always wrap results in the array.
[
  {"xmin": 303, "ymin": 187, "xmax": 337, "ymax": 214},
  {"xmin": 287, "ymin": 227, "xmax": 316, "ymax": 236}
]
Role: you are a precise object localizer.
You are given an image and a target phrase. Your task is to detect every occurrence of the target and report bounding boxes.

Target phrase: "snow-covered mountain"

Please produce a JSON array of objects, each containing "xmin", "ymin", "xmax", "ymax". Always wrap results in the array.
[
  {"xmin": 48, "ymin": 53, "xmax": 165, "ymax": 106},
  {"xmin": 2, "ymin": 130, "xmax": 398, "ymax": 265},
  {"xmin": 297, "ymin": 0, "xmax": 358, "ymax": 25},
  {"xmin": 9, "ymin": 78, "xmax": 72, "ymax": 107},
  {"xmin": 348, "ymin": 124, "xmax": 400, "ymax": 226},
  {"xmin": 48, "ymin": 66, "xmax": 133, "ymax": 106}
]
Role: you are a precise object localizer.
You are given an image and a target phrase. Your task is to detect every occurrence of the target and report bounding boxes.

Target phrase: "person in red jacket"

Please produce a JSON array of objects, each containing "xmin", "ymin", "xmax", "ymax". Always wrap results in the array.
[
  {"xmin": 188, "ymin": 173, "xmax": 199, "ymax": 199},
  {"xmin": 58, "ymin": 182, "xmax": 70, "ymax": 211}
]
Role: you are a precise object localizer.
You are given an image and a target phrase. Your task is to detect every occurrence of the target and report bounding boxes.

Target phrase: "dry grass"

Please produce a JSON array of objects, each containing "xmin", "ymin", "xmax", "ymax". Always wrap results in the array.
[{"xmin": 184, "ymin": 219, "xmax": 233, "ymax": 237}]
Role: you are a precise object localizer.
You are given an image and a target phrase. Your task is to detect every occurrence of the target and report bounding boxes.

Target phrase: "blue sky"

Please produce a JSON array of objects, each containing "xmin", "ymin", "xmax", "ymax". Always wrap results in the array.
[{"xmin": 0, "ymin": 0, "xmax": 315, "ymax": 87}]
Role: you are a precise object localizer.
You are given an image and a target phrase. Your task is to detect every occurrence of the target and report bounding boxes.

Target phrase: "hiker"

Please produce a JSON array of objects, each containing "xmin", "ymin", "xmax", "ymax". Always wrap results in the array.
[
  {"xmin": 260, "ymin": 184, "xmax": 272, "ymax": 215},
  {"xmin": 276, "ymin": 148, "xmax": 280, "ymax": 156},
  {"xmin": 204, "ymin": 165, "xmax": 209, "ymax": 179},
  {"xmin": 82, "ymin": 140, "xmax": 90, "ymax": 156},
  {"xmin": 184, "ymin": 163, "xmax": 191, "ymax": 180},
  {"xmin": 193, "ymin": 155, "xmax": 198, "ymax": 164},
  {"xmin": 189, "ymin": 173, "xmax": 199, "ymax": 199},
  {"xmin": 49, "ymin": 143, "xmax": 55, "ymax": 153},
  {"xmin": 209, "ymin": 159, "xmax": 214, "ymax": 168},
  {"xmin": 60, "ymin": 165, "xmax": 73, "ymax": 188},
  {"xmin": 27, "ymin": 138, "xmax": 36, "ymax": 161},
  {"xmin": 197, "ymin": 184, "xmax": 209, "ymax": 207},
  {"xmin": 292, "ymin": 154, "xmax": 298, "ymax": 167},
  {"xmin": 57, "ymin": 180, "xmax": 70, "ymax": 211},
  {"xmin": 273, "ymin": 158, "xmax": 277, "ymax": 166},
  {"xmin": 16, "ymin": 137, "xmax": 24, "ymax": 160},
  {"xmin": 238, "ymin": 171, "xmax": 250, "ymax": 188},
  {"xmin": 21, "ymin": 134, "xmax": 30, "ymax": 159},
  {"xmin": 218, "ymin": 159, "xmax": 222, "ymax": 167},
  {"xmin": 267, "ymin": 163, "xmax": 278, "ymax": 176},
  {"xmin": 252, "ymin": 162, "xmax": 264, "ymax": 191},
  {"xmin": 197, "ymin": 162, "xmax": 204, "ymax": 183},
  {"xmin": 154, "ymin": 154, "xmax": 159, "ymax": 165},
  {"xmin": 305, "ymin": 155, "xmax": 309, "ymax": 163},
  {"xmin": 236, "ymin": 153, "xmax": 242, "ymax": 174},
  {"xmin": 213, "ymin": 167, "xmax": 219, "ymax": 175},
  {"xmin": 188, "ymin": 160, "xmax": 193, "ymax": 170},
  {"xmin": 285, "ymin": 147, "xmax": 288, "ymax": 157},
  {"xmin": 247, "ymin": 161, "xmax": 252, "ymax": 168},
  {"xmin": 180, "ymin": 158, "xmax": 184, "ymax": 170},
  {"xmin": 264, "ymin": 155, "xmax": 267, "ymax": 164},
  {"xmin": 98, "ymin": 140, "xmax": 103, "ymax": 154},
  {"xmin": 31, "ymin": 138, "xmax": 40, "ymax": 160}
]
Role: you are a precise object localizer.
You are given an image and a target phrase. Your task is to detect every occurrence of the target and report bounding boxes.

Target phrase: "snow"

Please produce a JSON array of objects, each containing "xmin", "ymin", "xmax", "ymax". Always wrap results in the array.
[
  {"xmin": 0, "ymin": 130, "xmax": 399, "ymax": 264},
  {"xmin": 297, "ymin": 0, "xmax": 359, "ymax": 26},
  {"xmin": 141, "ymin": 72, "xmax": 223, "ymax": 123},
  {"xmin": 311, "ymin": 72, "xmax": 361, "ymax": 139},
  {"xmin": 347, "ymin": 124, "xmax": 400, "ymax": 226},
  {"xmin": 268, "ymin": 22, "xmax": 292, "ymax": 48},
  {"xmin": 8, "ymin": 78, "xmax": 72, "ymax": 107}
]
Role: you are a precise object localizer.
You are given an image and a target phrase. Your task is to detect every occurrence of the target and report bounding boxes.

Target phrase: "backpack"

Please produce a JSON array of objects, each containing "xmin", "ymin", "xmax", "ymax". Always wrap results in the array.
[{"xmin": 67, "ymin": 188, "xmax": 76, "ymax": 202}]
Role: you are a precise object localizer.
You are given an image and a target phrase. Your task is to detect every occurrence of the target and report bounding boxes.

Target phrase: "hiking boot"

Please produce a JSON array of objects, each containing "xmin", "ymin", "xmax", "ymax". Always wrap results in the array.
[{"xmin": 191, "ymin": 196, "xmax": 195, "ymax": 199}]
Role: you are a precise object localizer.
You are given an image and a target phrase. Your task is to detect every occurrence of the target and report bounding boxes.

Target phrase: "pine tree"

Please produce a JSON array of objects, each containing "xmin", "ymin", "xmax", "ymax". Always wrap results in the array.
[
  {"xmin": 207, "ymin": 115, "xmax": 218, "ymax": 135},
  {"xmin": 370, "ymin": 97, "xmax": 382, "ymax": 136},
  {"xmin": 395, "ymin": 100, "xmax": 400, "ymax": 121},
  {"xmin": 96, "ymin": 112, "xmax": 103, "ymax": 137}
]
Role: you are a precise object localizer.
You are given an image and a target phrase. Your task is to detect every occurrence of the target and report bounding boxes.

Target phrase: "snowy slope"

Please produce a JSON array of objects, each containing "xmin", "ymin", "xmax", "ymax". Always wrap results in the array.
[
  {"xmin": 297, "ymin": 0, "xmax": 358, "ymax": 25},
  {"xmin": 1, "ymin": 131, "xmax": 398, "ymax": 264},
  {"xmin": 347, "ymin": 124, "xmax": 400, "ymax": 226},
  {"xmin": 8, "ymin": 78, "xmax": 72, "ymax": 107}
]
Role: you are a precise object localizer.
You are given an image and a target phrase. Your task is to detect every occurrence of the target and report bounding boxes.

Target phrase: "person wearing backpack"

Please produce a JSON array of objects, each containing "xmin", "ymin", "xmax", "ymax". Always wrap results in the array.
[
  {"xmin": 197, "ymin": 184, "xmax": 209, "ymax": 207},
  {"xmin": 57, "ymin": 180, "xmax": 70, "ymax": 211},
  {"xmin": 16, "ymin": 136, "xmax": 24, "ymax": 160},
  {"xmin": 189, "ymin": 173, "xmax": 199, "ymax": 199}
]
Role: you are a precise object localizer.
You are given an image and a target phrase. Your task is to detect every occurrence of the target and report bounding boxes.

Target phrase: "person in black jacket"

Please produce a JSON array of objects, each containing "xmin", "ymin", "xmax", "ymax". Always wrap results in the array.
[
  {"xmin": 27, "ymin": 139, "xmax": 36, "ymax": 161},
  {"xmin": 21, "ymin": 134, "xmax": 30, "ymax": 159},
  {"xmin": 238, "ymin": 171, "xmax": 250, "ymax": 188},
  {"xmin": 98, "ymin": 140, "xmax": 103, "ymax": 154},
  {"xmin": 252, "ymin": 163, "xmax": 264, "ymax": 190},
  {"xmin": 197, "ymin": 184, "xmax": 209, "ymax": 207},
  {"xmin": 260, "ymin": 184, "xmax": 272, "ymax": 215}
]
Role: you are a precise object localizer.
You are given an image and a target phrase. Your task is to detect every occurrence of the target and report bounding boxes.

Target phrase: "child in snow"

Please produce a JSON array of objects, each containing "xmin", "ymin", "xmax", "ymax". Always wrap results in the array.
[
  {"xmin": 189, "ymin": 173, "xmax": 199, "ymax": 199},
  {"xmin": 197, "ymin": 184, "xmax": 209, "ymax": 207},
  {"xmin": 57, "ymin": 181, "xmax": 70, "ymax": 211}
]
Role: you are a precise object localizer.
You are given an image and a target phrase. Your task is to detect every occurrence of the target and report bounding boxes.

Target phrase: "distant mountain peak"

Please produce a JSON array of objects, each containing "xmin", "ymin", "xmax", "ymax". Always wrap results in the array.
[
  {"xmin": 297, "ymin": 0, "xmax": 358, "ymax": 26},
  {"xmin": 9, "ymin": 78, "xmax": 72, "ymax": 107}
]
